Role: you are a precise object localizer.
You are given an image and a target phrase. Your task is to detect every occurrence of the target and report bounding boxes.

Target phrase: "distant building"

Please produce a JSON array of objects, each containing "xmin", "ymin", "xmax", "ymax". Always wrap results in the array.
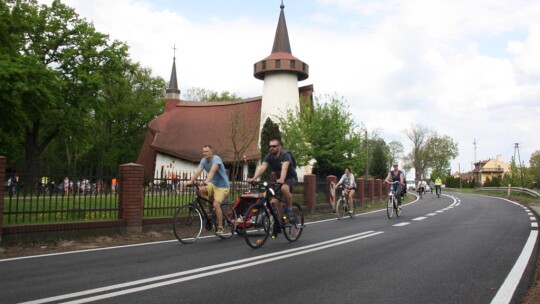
[
  {"xmin": 136, "ymin": 3, "xmax": 313, "ymax": 181},
  {"xmin": 472, "ymin": 155, "xmax": 510, "ymax": 185}
]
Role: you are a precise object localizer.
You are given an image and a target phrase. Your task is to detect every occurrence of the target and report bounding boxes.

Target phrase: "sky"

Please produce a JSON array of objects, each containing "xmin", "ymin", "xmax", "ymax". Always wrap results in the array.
[{"xmin": 39, "ymin": 0, "xmax": 540, "ymax": 176}]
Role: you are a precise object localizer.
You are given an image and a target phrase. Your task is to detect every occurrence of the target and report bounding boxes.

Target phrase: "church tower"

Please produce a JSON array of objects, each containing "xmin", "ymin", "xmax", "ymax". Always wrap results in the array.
[
  {"xmin": 165, "ymin": 53, "xmax": 181, "ymax": 112},
  {"xmin": 253, "ymin": 2, "xmax": 309, "ymax": 125}
]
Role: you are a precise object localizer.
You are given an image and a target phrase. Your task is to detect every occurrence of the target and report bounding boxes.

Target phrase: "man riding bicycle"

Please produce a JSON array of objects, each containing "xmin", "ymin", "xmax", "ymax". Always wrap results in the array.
[
  {"xmin": 184, "ymin": 145, "xmax": 230, "ymax": 236},
  {"xmin": 247, "ymin": 138, "xmax": 297, "ymax": 221},
  {"xmin": 434, "ymin": 177, "xmax": 443, "ymax": 195},
  {"xmin": 385, "ymin": 162, "xmax": 405, "ymax": 209}
]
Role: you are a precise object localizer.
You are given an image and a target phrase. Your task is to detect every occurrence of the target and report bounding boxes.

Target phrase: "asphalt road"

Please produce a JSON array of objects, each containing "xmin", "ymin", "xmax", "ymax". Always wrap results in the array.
[{"xmin": 0, "ymin": 192, "xmax": 537, "ymax": 304}]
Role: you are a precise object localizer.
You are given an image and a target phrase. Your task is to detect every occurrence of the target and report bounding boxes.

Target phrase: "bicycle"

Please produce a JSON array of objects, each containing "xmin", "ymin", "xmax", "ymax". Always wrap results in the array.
[
  {"xmin": 243, "ymin": 181, "xmax": 304, "ymax": 249},
  {"xmin": 418, "ymin": 186, "xmax": 424, "ymax": 199},
  {"xmin": 385, "ymin": 181, "xmax": 402, "ymax": 219},
  {"xmin": 435, "ymin": 185, "xmax": 441, "ymax": 198},
  {"xmin": 172, "ymin": 183, "xmax": 237, "ymax": 244},
  {"xmin": 335, "ymin": 185, "xmax": 356, "ymax": 220}
]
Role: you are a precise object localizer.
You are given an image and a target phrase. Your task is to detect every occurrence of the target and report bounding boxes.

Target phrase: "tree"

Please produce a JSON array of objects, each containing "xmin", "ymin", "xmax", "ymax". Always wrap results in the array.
[
  {"xmin": 404, "ymin": 124, "xmax": 431, "ymax": 181},
  {"xmin": 214, "ymin": 102, "xmax": 259, "ymax": 182},
  {"xmin": 278, "ymin": 94, "xmax": 362, "ymax": 177},
  {"xmin": 404, "ymin": 124, "xmax": 458, "ymax": 181},
  {"xmin": 0, "ymin": 0, "xmax": 165, "ymax": 184},
  {"xmin": 426, "ymin": 134, "xmax": 459, "ymax": 178},
  {"xmin": 387, "ymin": 140, "xmax": 404, "ymax": 169},
  {"xmin": 260, "ymin": 117, "xmax": 281, "ymax": 160},
  {"xmin": 370, "ymin": 139, "xmax": 389, "ymax": 179},
  {"xmin": 530, "ymin": 150, "xmax": 540, "ymax": 188},
  {"xmin": 183, "ymin": 87, "xmax": 241, "ymax": 101}
]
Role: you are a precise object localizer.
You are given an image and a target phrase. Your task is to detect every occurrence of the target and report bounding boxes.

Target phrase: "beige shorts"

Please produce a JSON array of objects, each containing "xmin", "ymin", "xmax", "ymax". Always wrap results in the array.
[{"xmin": 206, "ymin": 183, "xmax": 229, "ymax": 203}]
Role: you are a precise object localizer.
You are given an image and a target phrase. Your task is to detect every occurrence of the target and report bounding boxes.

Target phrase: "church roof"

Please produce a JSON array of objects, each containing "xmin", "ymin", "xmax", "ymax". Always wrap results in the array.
[{"xmin": 136, "ymin": 98, "xmax": 262, "ymax": 173}]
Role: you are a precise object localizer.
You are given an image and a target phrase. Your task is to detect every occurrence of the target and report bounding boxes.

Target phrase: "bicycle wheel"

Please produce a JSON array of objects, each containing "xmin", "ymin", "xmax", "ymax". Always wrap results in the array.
[
  {"xmin": 244, "ymin": 204, "xmax": 270, "ymax": 249},
  {"xmin": 419, "ymin": 190, "xmax": 423, "ymax": 199},
  {"xmin": 283, "ymin": 203, "xmax": 304, "ymax": 242},
  {"xmin": 386, "ymin": 196, "xmax": 394, "ymax": 219},
  {"xmin": 437, "ymin": 188, "xmax": 441, "ymax": 198},
  {"xmin": 336, "ymin": 198, "xmax": 346, "ymax": 220},
  {"xmin": 173, "ymin": 205, "xmax": 203, "ymax": 244},
  {"xmin": 217, "ymin": 202, "xmax": 236, "ymax": 239}
]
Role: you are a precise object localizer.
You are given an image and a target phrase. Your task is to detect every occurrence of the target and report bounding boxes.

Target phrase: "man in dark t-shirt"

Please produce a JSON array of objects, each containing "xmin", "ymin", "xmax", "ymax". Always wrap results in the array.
[{"xmin": 247, "ymin": 138, "xmax": 297, "ymax": 218}]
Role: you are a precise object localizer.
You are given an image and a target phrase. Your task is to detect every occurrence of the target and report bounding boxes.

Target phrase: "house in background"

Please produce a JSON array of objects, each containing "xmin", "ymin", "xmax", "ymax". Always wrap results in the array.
[{"xmin": 472, "ymin": 155, "xmax": 510, "ymax": 185}]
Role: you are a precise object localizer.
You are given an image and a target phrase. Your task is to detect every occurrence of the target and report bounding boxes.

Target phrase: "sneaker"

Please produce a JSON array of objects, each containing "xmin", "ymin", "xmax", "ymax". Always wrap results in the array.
[
  {"xmin": 215, "ymin": 228, "xmax": 223, "ymax": 236},
  {"xmin": 284, "ymin": 208, "xmax": 294, "ymax": 218},
  {"xmin": 348, "ymin": 209, "xmax": 354, "ymax": 215}
]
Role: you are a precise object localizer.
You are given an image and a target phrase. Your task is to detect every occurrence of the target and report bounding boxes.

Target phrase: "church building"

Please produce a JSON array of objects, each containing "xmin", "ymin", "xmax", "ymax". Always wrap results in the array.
[{"xmin": 136, "ymin": 3, "xmax": 313, "ymax": 181}]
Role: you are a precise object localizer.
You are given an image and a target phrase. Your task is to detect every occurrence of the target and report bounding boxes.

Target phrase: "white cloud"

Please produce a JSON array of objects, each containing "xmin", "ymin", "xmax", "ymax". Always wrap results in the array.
[{"xmin": 37, "ymin": 0, "xmax": 540, "ymax": 171}]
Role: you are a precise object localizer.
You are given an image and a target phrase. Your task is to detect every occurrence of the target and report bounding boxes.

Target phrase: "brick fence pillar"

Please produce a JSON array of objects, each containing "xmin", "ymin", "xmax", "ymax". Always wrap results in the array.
[
  {"xmin": 0, "ymin": 156, "xmax": 5, "ymax": 241},
  {"xmin": 384, "ymin": 182, "xmax": 390, "ymax": 199},
  {"xmin": 326, "ymin": 175, "xmax": 337, "ymax": 208},
  {"xmin": 368, "ymin": 179, "xmax": 375, "ymax": 203},
  {"xmin": 303, "ymin": 174, "xmax": 316, "ymax": 210},
  {"xmin": 376, "ymin": 179, "xmax": 382, "ymax": 201},
  {"xmin": 119, "ymin": 163, "xmax": 144, "ymax": 234},
  {"xmin": 357, "ymin": 178, "xmax": 364, "ymax": 206}
]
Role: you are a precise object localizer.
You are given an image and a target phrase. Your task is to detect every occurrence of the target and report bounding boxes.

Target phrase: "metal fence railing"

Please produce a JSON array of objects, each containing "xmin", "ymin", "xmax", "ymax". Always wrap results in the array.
[{"xmin": 3, "ymin": 175, "xmax": 119, "ymax": 225}]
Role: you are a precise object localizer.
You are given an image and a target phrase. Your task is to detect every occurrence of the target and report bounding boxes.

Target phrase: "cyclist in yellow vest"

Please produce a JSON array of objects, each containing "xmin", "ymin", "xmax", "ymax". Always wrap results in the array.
[{"xmin": 434, "ymin": 177, "xmax": 443, "ymax": 195}]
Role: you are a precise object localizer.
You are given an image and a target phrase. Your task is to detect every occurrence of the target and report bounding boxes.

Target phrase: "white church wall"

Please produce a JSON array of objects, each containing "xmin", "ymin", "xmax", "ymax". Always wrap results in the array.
[{"xmin": 154, "ymin": 152, "xmax": 198, "ymax": 180}]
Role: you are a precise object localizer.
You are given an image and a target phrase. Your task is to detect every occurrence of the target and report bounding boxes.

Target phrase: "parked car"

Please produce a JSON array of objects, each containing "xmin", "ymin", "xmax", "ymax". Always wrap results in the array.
[{"xmin": 406, "ymin": 180, "xmax": 416, "ymax": 191}]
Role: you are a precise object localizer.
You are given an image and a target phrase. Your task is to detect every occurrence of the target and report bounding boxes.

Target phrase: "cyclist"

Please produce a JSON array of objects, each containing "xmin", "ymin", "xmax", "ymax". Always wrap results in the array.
[
  {"xmin": 185, "ymin": 145, "xmax": 230, "ymax": 235},
  {"xmin": 417, "ymin": 177, "xmax": 427, "ymax": 196},
  {"xmin": 247, "ymin": 138, "xmax": 297, "ymax": 220},
  {"xmin": 335, "ymin": 167, "xmax": 357, "ymax": 214},
  {"xmin": 385, "ymin": 162, "xmax": 405, "ymax": 209},
  {"xmin": 434, "ymin": 177, "xmax": 443, "ymax": 195}
]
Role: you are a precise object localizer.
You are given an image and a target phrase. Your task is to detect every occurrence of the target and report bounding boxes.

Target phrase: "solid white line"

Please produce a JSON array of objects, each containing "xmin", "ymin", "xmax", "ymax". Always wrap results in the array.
[
  {"xmin": 491, "ymin": 230, "xmax": 538, "ymax": 304},
  {"xmin": 20, "ymin": 231, "xmax": 380, "ymax": 304},
  {"xmin": 412, "ymin": 217, "xmax": 427, "ymax": 221}
]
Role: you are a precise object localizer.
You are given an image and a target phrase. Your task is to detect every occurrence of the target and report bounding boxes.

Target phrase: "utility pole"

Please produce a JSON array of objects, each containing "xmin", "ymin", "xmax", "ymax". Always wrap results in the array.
[
  {"xmin": 513, "ymin": 143, "xmax": 524, "ymax": 186},
  {"xmin": 473, "ymin": 138, "xmax": 477, "ymax": 164},
  {"xmin": 364, "ymin": 130, "xmax": 369, "ymax": 179}
]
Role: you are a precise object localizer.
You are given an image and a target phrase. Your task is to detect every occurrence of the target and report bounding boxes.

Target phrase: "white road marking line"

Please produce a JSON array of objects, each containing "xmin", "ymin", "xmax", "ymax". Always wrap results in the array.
[
  {"xmin": 530, "ymin": 217, "xmax": 536, "ymax": 221},
  {"xmin": 20, "ymin": 231, "xmax": 382, "ymax": 304},
  {"xmin": 413, "ymin": 217, "xmax": 427, "ymax": 221},
  {"xmin": 436, "ymin": 210, "xmax": 444, "ymax": 213},
  {"xmin": 393, "ymin": 222, "xmax": 410, "ymax": 227},
  {"xmin": 532, "ymin": 223, "xmax": 538, "ymax": 228},
  {"xmin": 491, "ymin": 230, "xmax": 538, "ymax": 304},
  {"xmin": 426, "ymin": 213, "xmax": 438, "ymax": 216}
]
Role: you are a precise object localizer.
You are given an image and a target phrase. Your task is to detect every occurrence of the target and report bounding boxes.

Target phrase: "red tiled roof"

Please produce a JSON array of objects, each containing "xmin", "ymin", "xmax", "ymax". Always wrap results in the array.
[{"xmin": 136, "ymin": 98, "xmax": 262, "ymax": 175}]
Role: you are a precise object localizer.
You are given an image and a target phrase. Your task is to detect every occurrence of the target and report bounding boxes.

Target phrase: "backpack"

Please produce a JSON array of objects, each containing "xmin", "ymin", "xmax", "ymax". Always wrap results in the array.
[{"xmin": 282, "ymin": 150, "xmax": 297, "ymax": 168}]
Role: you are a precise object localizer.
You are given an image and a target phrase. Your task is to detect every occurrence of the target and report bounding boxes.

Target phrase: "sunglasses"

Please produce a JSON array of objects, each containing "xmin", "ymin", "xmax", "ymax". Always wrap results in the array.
[{"xmin": 268, "ymin": 145, "xmax": 278, "ymax": 148}]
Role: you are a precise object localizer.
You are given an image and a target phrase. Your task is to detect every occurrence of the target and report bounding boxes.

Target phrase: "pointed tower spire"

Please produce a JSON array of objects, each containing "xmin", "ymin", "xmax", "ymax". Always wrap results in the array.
[
  {"xmin": 271, "ymin": 1, "xmax": 291, "ymax": 54},
  {"xmin": 166, "ymin": 45, "xmax": 180, "ymax": 96},
  {"xmin": 253, "ymin": 2, "xmax": 308, "ymax": 81},
  {"xmin": 165, "ymin": 45, "xmax": 180, "ymax": 111}
]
